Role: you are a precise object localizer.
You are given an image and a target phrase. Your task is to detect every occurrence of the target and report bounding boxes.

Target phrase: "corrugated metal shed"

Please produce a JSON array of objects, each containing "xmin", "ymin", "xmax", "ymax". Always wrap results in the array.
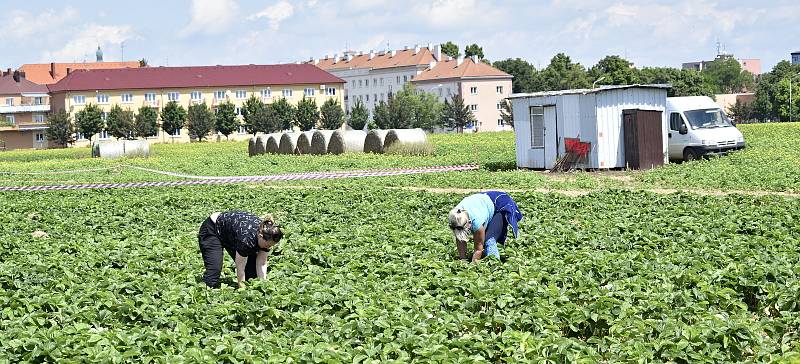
[{"xmin": 510, "ymin": 85, "xmax": 669, "ymax": 170}]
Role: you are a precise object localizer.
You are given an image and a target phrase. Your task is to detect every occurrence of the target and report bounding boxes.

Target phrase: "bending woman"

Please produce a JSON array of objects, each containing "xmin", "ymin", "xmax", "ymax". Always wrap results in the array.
[{"xmin": 448, "ymin": 191, "xmax": 523, "ymax": 262}]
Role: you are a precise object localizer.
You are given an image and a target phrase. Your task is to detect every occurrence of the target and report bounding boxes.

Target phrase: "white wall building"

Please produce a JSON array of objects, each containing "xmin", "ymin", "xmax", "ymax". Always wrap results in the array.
[{"xmin": 310, "ymin": 43, "xmax": 513, "ymax": 132}]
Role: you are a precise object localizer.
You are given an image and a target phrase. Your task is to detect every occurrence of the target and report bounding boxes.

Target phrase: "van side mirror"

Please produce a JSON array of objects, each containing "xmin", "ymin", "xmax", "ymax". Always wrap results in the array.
[{"xmin": 679, "ymin": 123, "xmax": 688, "ymax": 135}]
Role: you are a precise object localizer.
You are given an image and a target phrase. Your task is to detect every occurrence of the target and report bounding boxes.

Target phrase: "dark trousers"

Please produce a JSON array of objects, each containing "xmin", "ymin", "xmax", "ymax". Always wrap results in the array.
[{"xmin": 198, "ymin": 217, "xmax": 258, "ymax": 288}]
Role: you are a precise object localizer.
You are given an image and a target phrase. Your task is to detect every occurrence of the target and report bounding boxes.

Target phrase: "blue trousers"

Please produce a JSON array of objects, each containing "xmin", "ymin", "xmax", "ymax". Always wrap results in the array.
[{"xmin": 483, "ymin": 213, "xmax": 504, "ymax": 259}]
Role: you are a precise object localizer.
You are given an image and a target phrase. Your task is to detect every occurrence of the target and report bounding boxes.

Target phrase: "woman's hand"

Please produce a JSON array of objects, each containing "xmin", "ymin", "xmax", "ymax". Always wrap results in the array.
[{"xmin": 471, "ymin": 226, "xmax": 486, "ymax": 263}]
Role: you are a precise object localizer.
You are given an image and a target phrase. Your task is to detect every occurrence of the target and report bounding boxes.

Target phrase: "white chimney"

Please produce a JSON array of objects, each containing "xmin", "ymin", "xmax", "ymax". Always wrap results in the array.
[
  {"xmin": 325, "ymin": 54, "xmax": 329, "ymax": 59},
  {"xmin": 334, "ymin": 53, "xmax": 340, "ymax": 63},
  {"xmin": 433, "ymin": 44, "xmax": 442, "ymax": 61},
  {"xmin": 390, "ymin": 50, "xmax": 397, "ymax": 57},
  {"xmin": 429, "ymin": 60, "xmax": 437, "ymax": 69},
  {"xmin": 456, "ymin": 57, "xmax": 464, "ymax": 66},
  {"xmin": 403, "ymin": 45, "xmax": 408, "ymax": 50},
  {"xmin": 414, "ymin": 44, "xmax": 420, "ymax": 54},
  {"xmin": 314, "ymin": 59, "xmax": 319, "ymax": 65},
  {"xmin": 369, "ymin": 50, "xmax": 375, "ymax": 60},
  {"xmin": 447, "ymin": 55, "xmax": 453, "ymax": 61},
  {"xmin": 427, "ymin": 42, "xmax": 432, "ymax": 51}
]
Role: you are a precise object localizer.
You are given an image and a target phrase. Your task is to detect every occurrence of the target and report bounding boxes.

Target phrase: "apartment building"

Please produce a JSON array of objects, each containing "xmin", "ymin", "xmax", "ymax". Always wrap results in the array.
[
  {"xmin": 413, "ymin": 57, "xmax": 512, "ymax": 132},
  {"xmin": 0, "ymin": 70, "xmax": 51, "ymax": 150},
  {"xmin": 310, "ymin": 43, "xmax": 513, "ymax": 132},
  {"xmin": 47, "ymin": 64, "xmax": 345, "ymax": 146}
]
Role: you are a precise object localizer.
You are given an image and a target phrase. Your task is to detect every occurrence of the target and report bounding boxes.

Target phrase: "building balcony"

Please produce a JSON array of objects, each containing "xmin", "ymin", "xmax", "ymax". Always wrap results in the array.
[{"xmin": 0, "ymin": 104, "xmax": 51, "ymax": 113}]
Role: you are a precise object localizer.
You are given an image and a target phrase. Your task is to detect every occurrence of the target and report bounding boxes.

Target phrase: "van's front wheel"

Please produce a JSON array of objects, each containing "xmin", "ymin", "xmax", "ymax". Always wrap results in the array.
[{"xmin": 683, "ymin": 148, "xmax": 700, "ymax": 162}]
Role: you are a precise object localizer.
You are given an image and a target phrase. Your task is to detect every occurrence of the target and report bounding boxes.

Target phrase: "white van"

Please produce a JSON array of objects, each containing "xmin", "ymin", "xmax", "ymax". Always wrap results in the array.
[{"xmin": 666, "ymin": 96, "xmax": 746, "ymax": 161}]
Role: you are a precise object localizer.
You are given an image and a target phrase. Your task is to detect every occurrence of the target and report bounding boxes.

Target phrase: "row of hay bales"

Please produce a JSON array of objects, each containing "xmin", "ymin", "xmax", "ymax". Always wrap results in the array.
[{"xmin": 249, "ymin": 129, "xmax": 427, "ymax": 156}]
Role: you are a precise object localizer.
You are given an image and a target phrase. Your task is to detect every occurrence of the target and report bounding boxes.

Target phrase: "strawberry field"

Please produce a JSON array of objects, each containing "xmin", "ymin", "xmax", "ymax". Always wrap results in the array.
[{"xmin": 1, "ymin": 123, "xmax": 800, "ymax": 362}]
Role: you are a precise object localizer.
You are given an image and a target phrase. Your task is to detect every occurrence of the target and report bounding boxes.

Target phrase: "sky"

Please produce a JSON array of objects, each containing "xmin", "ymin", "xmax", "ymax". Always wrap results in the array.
[{"xmin": 0, "ymin": 0, "xmax": 797, "ymax": 73}]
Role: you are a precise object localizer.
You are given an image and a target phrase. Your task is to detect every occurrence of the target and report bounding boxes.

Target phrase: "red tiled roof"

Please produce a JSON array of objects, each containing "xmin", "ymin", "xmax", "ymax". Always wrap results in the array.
[
  {"xmin": 18, "ymin": 62, "xmax": 141, "ymax": 85},
  {"xmin": 0, "ymin": 74, "xmax": 49, "ymax": 95},
  {"xmin": 412, "ymin": 58, "xmax": 511, "ymax": 82},
  {"xmin": 313, "ymin": 48, "xmax": 436, "ymax": 71},
  {"xmin": 47, "ymin": 64, "xmax": 345, "ymax": 93}
]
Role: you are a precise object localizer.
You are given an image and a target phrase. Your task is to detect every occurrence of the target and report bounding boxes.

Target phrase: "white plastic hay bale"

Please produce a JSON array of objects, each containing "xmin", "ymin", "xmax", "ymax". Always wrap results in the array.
[
  {"xmin": 296, "ymin": 131, "xmax": 317, "ymax": 154},
  {"xmin": 310, "ymin": 130, "xmax": 335, "ymax": 155},
  {"xmin": 384, "ymin": 128, "xmax": 427, "ymax": 150},
  {"xmin": 248, "ymin": 137, "xmax": 257, "ymax": 156},
  {"xmin": 254, "ymin": 135, "xmax": 268, "ymax": 155},
  {"xmin": 364, "ymin": 130, "xmax": 389, "ymax": 153},
  {"xmin": 92, "ymin": 140, "xmax": 150, "ymax": 159},
  {"xmin": 265, "ymin": 134, "xmax": 280, "ymax": 154},
  {"xmin": 278, "ymin": 132, "xmax": 302, "ymax": 154},
  {"xmin": 327, "ymin": 130, "xmax": 367, "ymax": 155}
]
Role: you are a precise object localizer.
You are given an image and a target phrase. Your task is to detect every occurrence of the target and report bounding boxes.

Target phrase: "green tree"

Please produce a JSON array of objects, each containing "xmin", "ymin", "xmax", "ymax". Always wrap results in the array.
[
  {"xmin": 638, "ymin": 67, "xmax": 714, "ymax": 97},
  {"xmin": 441, "ymin": 41, "xmax": 460, "ymax": 59},
  {"xmin": 373, "ymin": 100, "xmax": 391, "ymax": 129},
  {"xmin": 75, "ymin": 104, "xmax": 104, "ymax": 143},
  {"xmin": 134, "ymin": 106, "xmax": 159, "ymax": 138},
  {"xmin": 494, "ymin": 58, "xmax": 539, "ymax": 93},
  {"xmin": 272, "ymin": 97, "xmax": 295, "ymax": 131},
  {"xmin": 440, "ymin": 94, "xmax": 475, "ymax": 133},
  {"xmin": 160, "ymin": 101, "xmax": 187, "ymax": 137},
  {"xmin": 727, "ymin": 99, "xmax": 754, "ymax": 123},
  {"xmin": 589, "ymin": 55, "xmax": 639, "ymax": 86},
  {"xmin": 348, "ymin": 99, "xmax": 369, "ymax": 130},
  {"xmin": 106, "ymin": 104, "xmax": 135, "ymax": 139},
  {"xmin": 186, "ymin": 103, "xmax": 215, "ymax": 142},
  {"xmin": 702, "ymin": 57, "xmax": 755, "ymax": 94},
  {"xmin": 242, "ymin": 96, "xmax": 266, "ymax": 135},
  {"xmin": 294, "ymin": 97, "xmax": 320, "ymax": 131},
  {"xmin": 248, "ymin": 103, "xmax": 280, "ymax": 134},
  {"xmin": 464, "ymin": 44, "xmax": 484, "ymax": 60},
  {"xmin": 499, "ymin": 99, "xmax": 514, "ymax": 128},
  {"xmin": 214, "ymin": 101, "xmax": 239, "ymax": 139},
  {"xmin": 45, "ymin": 109, "xmax": 75, "ymax": 147},
  {"xmin": 775, "ymin": 77, "xmax": 800, "ymax": 121},
  {"xmin": 539, "ymin": 53, "xmax": 590, "ymax": 91},
  {"xmin": 139, "ymin": 58, "xmax": 149, "ymax": 67},
  {"xmin": 320, "ymin": 98, "xmax": 345, "ymax": 130},
  {"xmin": 750, "ymin": 61, "xmax": 800, "ymax": 121},
  {"xmin": 384, "ymin": 83, "xmax": 444, "ymax": 130}
]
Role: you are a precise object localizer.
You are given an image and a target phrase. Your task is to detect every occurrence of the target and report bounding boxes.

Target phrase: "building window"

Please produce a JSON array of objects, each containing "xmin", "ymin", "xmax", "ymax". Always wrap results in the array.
[
  {"xmin": 261, "ymin": 89, "xmax": 271, "ymax": 99},
  {"xmin": 396, "ymin": 76, "xmax": 401, "ymax": 84},
  {"xmin": 351, "ymin": 80, "xmax": 355, "ymax": 87},
  {"xmin": 99, "ymin": 130, "xmax": 110, "ymax": 139},
  {"xmin": 5, "ymin": 115, "xmax": 14, "ymax": 125},
  {"xmin": 282, "ymin": 89, "xmax": 292, "ymax": 98},
  {"xmin": 304, "ymin": 88, "xmax": 315, "ymax": 97},
  {"xmin": 497, "ymin": 103, "xmax": 503, "ymax": 110},
  {"xmin": 235, "ymin": 107, "xmax": 242, "ymax": 116},
  {"xmin": 75, "ymin": 132, "xmax": 85, "ymax": 140},
  {"xmin": 35, "ymin": 133, "xmax": 45, "ymax": 142},
  {"xmin": 498, "ymin": 119, "xmax": 504, "ymax": 126},
  {"xmin": 214, "ymin": 91, "xmax": 226, "ymax": 100},
  {"xmin": 144, "ymin": 93, "xmax": 156, "ymax": 102},
  {"xmin": 235, "ymin": 90, "xmax": 247, "ymax": 99},
  {"xmin": 470, "ymin": 104, "xmax": 478, "ymax": 111},
  {"xmin": 358, "ymin": 80, "xmax": 363, "ymax": 88},
  {"xmin": 496, "ymin": 86, "xmax": 503, "ymax": 94},
  {"xmin": 101, "ymin": 112, "xmax": 108, "ymax": 122},
  {"xmin": 380, "ymin": 93, "xmax": 384, "ymax": 101},
  {"xmin": 403, "ymin": 75, "xmax": 408, "ymax": 83},
  {"xmin": 190, "ymin": 91, "xmax": 202, "ymax": 101},
  {"xmin": 380, "ymin": 78, "xmax": 384, "ymax": 86},
  {"xmin": 470, "ymin": 87, "xmax": 478, "ymax": 95},
  {"xmin": 374, "ymin": 94, "xmax": 377, "ymax": 102},
  {"xmin": 326, "ymin": 87, "xmax": 336, "ymax": 96},
  {"xmin": 5, "ymin": 97, "xmax": 13, "ymax": 106},
  {"xmin": 530, "ymin": 106, "xmax": 544, "ymax": 148},
  {"xmin": 366, "ymin": 94, "xmax": 370, "ymax": 102},
  {"xmin": 167, "ymin": 92, "xmax": 180, "ymax": 102},
  {"xmin": 238, "ymin": 125, "xmax": 248, "ymax": 134},
  {"xmin": 170, "ymin": 128, "xmax": 181, "ymax": 137},
  {"xmin": 33, "ymin": 114, "xmax": 46, "ymax": 123},
  {"xmin": 121, "ymin": 93, "xmax": 133, "ymax": 103},
  {"xmin": 73, "ymin": 95, "xmax": 86, "ymax": 105},
  {"xmin": 34, "ymin": 97, "xmax": 44, "ymax": 105},
  {"xmin": 373, "ymin": 79, "xmax": 377, "ymax": 87},
  {"xmin": 97, "ymin": 94, "xmax": 109, "ymax": 104}
]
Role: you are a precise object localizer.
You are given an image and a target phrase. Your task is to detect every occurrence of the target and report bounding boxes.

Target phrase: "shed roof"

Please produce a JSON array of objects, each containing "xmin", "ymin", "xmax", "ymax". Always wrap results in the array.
[
  {"xmin": 508, "ymin": 84, "xmax": 671, "ymax": 99},
  {"xmin": 48, "ymin": 64, "xmax": 345, "ymax": 93}
]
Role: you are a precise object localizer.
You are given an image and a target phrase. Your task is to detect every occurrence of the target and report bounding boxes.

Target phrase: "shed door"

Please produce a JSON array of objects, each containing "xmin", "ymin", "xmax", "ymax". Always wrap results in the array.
[{"xmin": 527, "ymin": 105, "xmax": 557, "ymax": 169}]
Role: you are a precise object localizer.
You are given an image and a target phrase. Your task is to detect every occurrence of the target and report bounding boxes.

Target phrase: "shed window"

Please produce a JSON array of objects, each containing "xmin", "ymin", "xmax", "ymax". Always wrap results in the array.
[{"xmin": 529, "ymin": 106, "xmax": 544, "ymax": 148}]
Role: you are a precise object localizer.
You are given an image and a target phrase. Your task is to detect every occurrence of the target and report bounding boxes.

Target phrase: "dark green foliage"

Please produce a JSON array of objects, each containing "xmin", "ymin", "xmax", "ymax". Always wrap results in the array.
[
  {"xmin": 440, "ymin": 94, "xmax": 475, "ymax": 133},
  {"xmin": 241, "ymin": 96, "xmax": 266, "ymax": 135},
  {"xmin": 538, "ymin": 53, "xmax": 590, "ymax": 90},
  {"xmin": 272, "ymin": 98, "xmax": 295, "ymax": 131},
  {"xmin": 319, "ymin": 99, "xmax": 344, "ymax": 130},
  {"xmin": 214, "ymin": 101, "xmax": 238, "ymax": 138},
  {"xmin": 74, "ymin": 104, "xmax": 104, "ymax": 142},
  {"xmin": 160, "ymin": 101, "xmax": 187, "ymax": 136},
  {"xmin": 464, "ymin": 44, "xmax": 484, "ymax": 59},
  {"xmin": 348, "ymin": 99, "xmax": 369, "ymax": 130},
  {"xmin": 106, "ymin": 105, "xmax": 135, "ymax": 140},
  {"xmin": 493, "ymin": 58, "xmax": 539, "ymax": 93},
  {"xmin": 294, "ymin": 97, "xmax": 320, "ymax": 131},
  {"xmin": 440, "ymin": 41, "xmax": 460, "ymax": 59},
  {"xmin": 588, "ymin": 55, "xmax": 640, "ymax": 86},
  {"xmin": 186, "ymin": 103, "xmax": 214, "ymax": 142},
  {"xmin": 134, "ymin": 106, "xmax": 159, "ymax": 138},
  {"xmin": 45, "ymin": 109, "xmax": 75, "ymax": 147}
]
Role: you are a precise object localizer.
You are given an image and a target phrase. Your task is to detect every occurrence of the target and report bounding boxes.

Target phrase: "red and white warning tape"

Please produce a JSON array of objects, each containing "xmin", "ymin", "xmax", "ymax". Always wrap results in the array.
[{"xmin": 0, "ymin": 164, "xmax": 479, "ymax": 192}]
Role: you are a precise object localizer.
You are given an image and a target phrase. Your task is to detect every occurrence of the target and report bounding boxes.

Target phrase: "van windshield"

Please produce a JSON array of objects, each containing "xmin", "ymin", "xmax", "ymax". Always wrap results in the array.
[{"xmin": 684, "ymin": 108, "xmax": 732, "ymax": 129}]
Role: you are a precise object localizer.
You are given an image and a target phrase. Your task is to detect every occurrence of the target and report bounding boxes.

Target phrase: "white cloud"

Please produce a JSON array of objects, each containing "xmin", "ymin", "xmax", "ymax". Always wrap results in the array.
[
  {"xmin": 43, "ymin": 24, "xmax": 136, "ymax": 62},
  {"xmin": 412, "ymin": 0, "xmax": 504, "ymax": 29},
  {"xmin": 181, "ymin": 0, "xmax": 239, "ymax": 36},
  {"xmin": 249, "ymin": 1, "xmax": 294, "ymax": 30},
  {"xmin": 0, "ymin": 7, "xmax": 78, "ymax": 40}
]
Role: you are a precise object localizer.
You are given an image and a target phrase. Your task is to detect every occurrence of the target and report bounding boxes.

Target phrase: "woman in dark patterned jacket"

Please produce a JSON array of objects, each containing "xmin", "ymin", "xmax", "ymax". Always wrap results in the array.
[{"xmin": 197, "ymin": 211, "xmax": 283, "ymax": 288}]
